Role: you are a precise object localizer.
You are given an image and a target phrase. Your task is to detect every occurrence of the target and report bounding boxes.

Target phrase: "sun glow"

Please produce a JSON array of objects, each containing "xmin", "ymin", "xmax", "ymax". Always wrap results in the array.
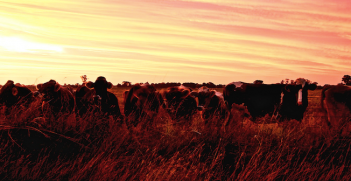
[{"xmin": 0, "ymin": 36, "xmax": 63, "ymax": 53}]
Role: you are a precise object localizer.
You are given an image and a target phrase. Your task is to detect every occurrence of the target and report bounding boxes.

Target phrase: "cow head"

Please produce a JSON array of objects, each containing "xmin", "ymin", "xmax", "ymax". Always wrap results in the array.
[
  {"xmin": 85, "ymin": 76, "xmax": 113, "ymax": 105},
  {"xmin": 162, "ymin": 85, "xmax": 193, "ymax": 106},
  {"xmin": 194, "ymin": 86, "xmax": 223, "ymax": 109},
  {"xmin": 0, "ymin": 80, "xmax": 16, "ymax": 105},
  {"xmin": 125, "ymin": 84, "xmax": 158, "ymax": 108},
  {"xmin": 161, "ymin": 85, "xmax": 198, "ymax": 120},
  {"xmin": 223, "ymin": 82, "xmax": 247, "ymax": 110},
  {"xmin": 124, "ymin": 84, "xmax": 162, "ymax": 125},
  {"xmin": 193, "ymin": 86, "xmax": 228, "ymax": 122},
  {"xmin": 0, "ymin": 80, "xmax": 34, "ymax": 108},
  {"xmin": 36, "ymin": 80, "xmax": 61, "ymax": 101},
  {"xmin": 86, "ymin": 76, "xmax": 112, "ymax": 94}
]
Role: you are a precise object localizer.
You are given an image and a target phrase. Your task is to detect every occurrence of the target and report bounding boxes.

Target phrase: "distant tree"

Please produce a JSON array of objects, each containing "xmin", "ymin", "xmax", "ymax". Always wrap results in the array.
[
  {"xmin": 183, "ymin": 82, "xmax": 197, "ymax": 89},
  {"xmin": 207, "ymin": 82, "xmax": 216, "ymax": 88},
  {"xmin": 342, "ymin": 75, "xmax": 351, "ymax": 85},
  {"xmin": 285, "ymin": 79, "xmax": 290, "ymax": 84},
  {"xmin": 122, "ymin": 81, "xmax": 131, "ymax": 87},
  {"xmin": 217, "ymin": 84, "xmax": 225, "ymax": 88},
  {"xmin": 80, "ymin": 75, "xmax": 88, "ymax": 83},
  {"xmin": 253, "ymin": 80, "xmax": 263, "ymax": 84}
]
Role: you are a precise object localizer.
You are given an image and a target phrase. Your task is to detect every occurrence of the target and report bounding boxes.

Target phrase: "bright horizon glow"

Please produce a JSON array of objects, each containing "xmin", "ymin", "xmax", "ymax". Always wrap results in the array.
[{"xmin": 0, "ymin": 36, "xmax": 63, "ymax": 53}]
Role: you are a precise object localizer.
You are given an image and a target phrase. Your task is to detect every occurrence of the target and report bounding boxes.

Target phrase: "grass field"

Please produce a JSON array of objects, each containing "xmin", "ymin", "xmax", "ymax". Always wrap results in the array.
[{"xmin": 1, "ymin": 87, "xmax": 351, "ymax": 180}]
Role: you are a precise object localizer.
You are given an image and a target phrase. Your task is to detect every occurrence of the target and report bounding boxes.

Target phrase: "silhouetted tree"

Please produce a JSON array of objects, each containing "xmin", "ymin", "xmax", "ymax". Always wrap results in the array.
[
  {"xmin": 122, "ymin": 81, "xmax": 131, "ymax": 87},
  {"xmin": 342, "ymin": 75, "xmax": 351, "ymax": 85},
  {"xmin": 183, "ymin": 82, "xmax": 197, "ymax": 89},
  {"xmin": 217, "ymin": 84, "xmax": 225, "ymax": 88},
  {"xmin": 285, "ymin": 79, "xmax": 290, "ymax": 84},
  {"xmin": 80, "ymin": 75, "xmax": 88, "ymax": 83},
  {"xmin": 253, "ymin": 80, "xmax": 263, "ymax": 84}
]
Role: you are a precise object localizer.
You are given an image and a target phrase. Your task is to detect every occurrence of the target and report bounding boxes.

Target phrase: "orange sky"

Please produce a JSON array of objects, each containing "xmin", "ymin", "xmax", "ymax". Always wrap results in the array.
[{"xmin": 1, "ymin": 0, "xmax": 351, "ymax": 85}]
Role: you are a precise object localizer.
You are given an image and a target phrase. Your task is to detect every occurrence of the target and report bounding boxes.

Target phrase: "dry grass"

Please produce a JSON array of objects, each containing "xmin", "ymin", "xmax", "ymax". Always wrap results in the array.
[{"xmin": 1, "ymin": 88, "xmax": 351, "ymax": 180}]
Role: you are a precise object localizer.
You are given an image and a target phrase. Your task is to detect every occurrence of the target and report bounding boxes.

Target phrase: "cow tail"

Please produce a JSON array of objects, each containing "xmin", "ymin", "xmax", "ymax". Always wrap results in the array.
[
  {"xmin": 320, "ymin": 87, "xmax": 328, "ymax": 110},
  {"xmin": 222, "ymin": 86, "xmax": 230, "ymax": 109}
]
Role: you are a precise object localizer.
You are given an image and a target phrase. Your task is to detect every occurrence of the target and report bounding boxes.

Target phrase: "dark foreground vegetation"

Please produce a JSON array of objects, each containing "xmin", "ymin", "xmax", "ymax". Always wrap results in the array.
[{"xmin": 1, "ymin": 88, "xmax": 351, "ymax": 180}]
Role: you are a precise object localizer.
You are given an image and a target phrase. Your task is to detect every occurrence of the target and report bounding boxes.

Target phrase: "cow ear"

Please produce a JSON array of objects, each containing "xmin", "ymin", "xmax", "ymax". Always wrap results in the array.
[
  {"xmin": 12, "ymin": 87, "xmax": 18, "ymax": 96},
  {"xmin": 36, "ymin": 84, "xmax": 43, "ymax": 90},
  {"xmin": 86, "ymin": 81, "xmax": 94, "ymax": 88},
  {"xmin": 54, "ymin": 82, "xmax": 61, "ymax": 92},
  {"xmin": 181, "ymin": 89, "xmax": 190, "ymax": 98},
  {"xmin": 107, "ymin": 82, "xmax": 113, "ymax": 89},
  {"xmin": 123, "ymin": 90, "xmax": 130, "ymax": 98},
  {"xmin": 210, "ymin": 90, "xmax": 216, "ymax": 97},
  {"xmin": 308, "ymin": 84, "xmax": 317, "ymax": 90}
]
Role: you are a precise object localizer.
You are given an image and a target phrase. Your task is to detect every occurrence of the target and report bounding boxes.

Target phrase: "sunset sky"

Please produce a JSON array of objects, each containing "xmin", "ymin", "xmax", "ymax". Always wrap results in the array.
[{"xmin": 1, "ymin": 0, "xmax": 351, "ymax": 85}]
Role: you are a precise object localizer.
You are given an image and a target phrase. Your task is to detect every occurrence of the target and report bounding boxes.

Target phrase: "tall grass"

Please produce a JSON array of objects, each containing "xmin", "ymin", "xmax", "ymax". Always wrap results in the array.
[{"xmin": 1, "ymin": 89, "xmax": 350, "ymax": 180}]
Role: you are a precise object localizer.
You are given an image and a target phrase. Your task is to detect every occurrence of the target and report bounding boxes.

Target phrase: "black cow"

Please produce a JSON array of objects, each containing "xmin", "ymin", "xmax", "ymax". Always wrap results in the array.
[
  {"xmin": 36, "ymin": 80, "xmax": 75, "ymax": 119},
  {"xmin": 79, "ymin": 76, "xmax": 122, "ymax": 119},
  {"xmin": 223, "ymin": 78, "xmax": 316, "ymax": 121},
  {"xmin": 123, "ymin": 84, "xmax": 164, "ymax": 127},
  {"xmin": 321, "ymin": 85, "xmax": 351, "ymax": 128},
  {"xmin": 193, "ymin": 86, "xmax": 228, "ymax": 123},
  {"xmin": 161, "ymin": 85, "xmax": 198, "ymax": 121},
  {"xmin": 0, "ymin": 80, "xmax": 38, "ymax": 115},
  {"xmin": 278, "ymin": 78, "xmax": 317, "ymax": 121}
]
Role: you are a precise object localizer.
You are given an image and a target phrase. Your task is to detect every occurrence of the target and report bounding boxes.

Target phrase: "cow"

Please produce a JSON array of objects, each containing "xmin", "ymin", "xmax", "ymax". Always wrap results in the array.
[
  {"xmin": 223, "ymin": 78, "xmax": 317, "ymax": 121},
  {"xmin": 321, "ymin": 85, "xmax": 351, "ymax": 129},
  {"xmin": 123, "ymin": 83, "xmax": 164, "ymax": 127},
  {"xmin": 36, "ymin": 80, "xmax": 75, "ymax": 119},
  {"xmin": 79, "ymin": 76, "xmax": 122, "ymax": 120},
  {"xmin": 161, "ymin": 85, "xmax": 199, "ymax": 121},
  {"xmin": 193, "ymin": 86, "xmax": 228, "ymax": 124},
  {"xmin": 0, "ymin": 80, "xmax": 39, "ymax": 115}
]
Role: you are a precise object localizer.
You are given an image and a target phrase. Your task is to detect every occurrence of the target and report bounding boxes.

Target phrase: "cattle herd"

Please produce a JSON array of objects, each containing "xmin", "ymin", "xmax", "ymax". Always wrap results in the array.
[{"xmin": 0, "ymin": 76, "xmax": 350, "ymax": 129}]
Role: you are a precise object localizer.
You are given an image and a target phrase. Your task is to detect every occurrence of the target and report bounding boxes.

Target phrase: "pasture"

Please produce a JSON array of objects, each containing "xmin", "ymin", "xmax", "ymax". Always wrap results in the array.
[{"xmin": 1, "ymin": 87, "xmax": 351, "ymax": 180}]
